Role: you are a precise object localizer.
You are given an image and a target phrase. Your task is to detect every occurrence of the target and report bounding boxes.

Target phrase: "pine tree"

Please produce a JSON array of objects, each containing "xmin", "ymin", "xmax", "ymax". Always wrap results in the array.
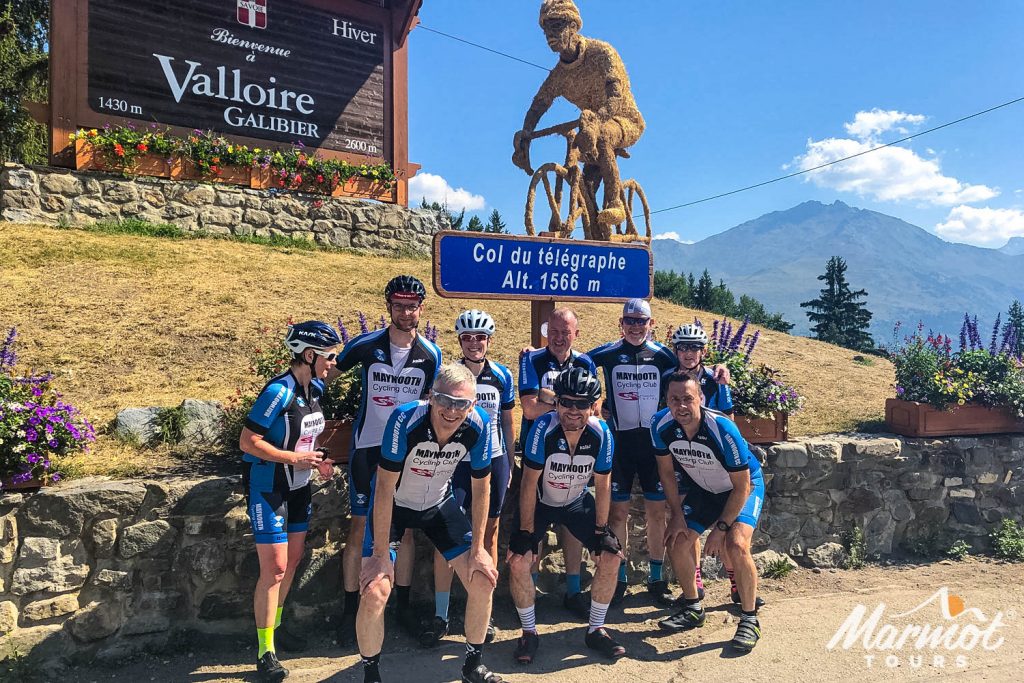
[
  {"xmin": 0, "ymin": 6, "xmax": 48, "ymax": 163},
  {"xmin": 466, "ymin": 215, "xmax": 485, "ymax": 232},
  {"xmin": 484, "ymin": 209, "xmax": 507, "ymax": 234},
  {"xmin": 692, "ymin": 270, "xmax": 715, "ymax": 310},
  {"xmin": 420, "ymin": 198, "xmax": 464, "ymax": 230},
  {"xmin": 800, "ymin": 256, "xmax": 874, "ymax": 350},
  {"xmin": 1007, "ymin": 299, "xmax": 1024, "ymax": 357}
]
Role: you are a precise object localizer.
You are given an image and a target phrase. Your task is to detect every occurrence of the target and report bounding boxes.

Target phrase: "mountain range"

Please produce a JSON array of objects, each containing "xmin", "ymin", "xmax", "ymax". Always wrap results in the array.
[{"xmin": 650, "ymin": 200, "xmax": 1024, "ymax": 342}]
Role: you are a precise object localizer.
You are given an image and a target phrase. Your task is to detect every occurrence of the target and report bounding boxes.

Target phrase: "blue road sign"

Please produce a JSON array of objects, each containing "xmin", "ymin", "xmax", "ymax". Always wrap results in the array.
[{"xmin": 432, "ymin": 232, "xmax": 652, "ymax": 302}]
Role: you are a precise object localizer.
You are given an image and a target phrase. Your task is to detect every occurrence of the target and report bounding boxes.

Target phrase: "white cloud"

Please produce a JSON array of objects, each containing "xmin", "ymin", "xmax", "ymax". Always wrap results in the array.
[
  {"xmin": 409, "ymin": 173, "xmax": 485, "ymax": 213},
  {"xmin": 843, "ymin": 108, "xmax": 925, "ymax": 141},
  {"xmin": 793, "ymin": 109, "xmax": 998, "ymax": 206},
  {"xmin": 935, "ymin": 205, "xmax": 1024, "ymax": 247},
  {"xmin": 652, "ymin": 231, "xmax": 694, "ymax": 243}
]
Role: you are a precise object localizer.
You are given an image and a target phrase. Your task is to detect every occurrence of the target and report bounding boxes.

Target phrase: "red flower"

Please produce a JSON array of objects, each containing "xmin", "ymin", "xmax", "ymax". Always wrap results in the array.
[
  {"xmin": 136, "ymin": 143, "xmax": 148, "ymax": 152},
  {"xmin": 316, "ymin": 174, "xmax": 324, "ymax": 184},
  {"xmin": 113, "ymin": 143, "xmax": 125, "ymax": 157},
  {"xmin": 294, "ymin": 174, "xmax": 303, "ymax": 185}
]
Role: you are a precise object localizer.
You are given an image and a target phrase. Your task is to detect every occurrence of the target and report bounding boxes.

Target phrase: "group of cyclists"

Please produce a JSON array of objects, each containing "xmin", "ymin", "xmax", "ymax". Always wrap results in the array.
[{"xmin": 240, "ymin": 274, "xmax": 766, "ymax": 683}]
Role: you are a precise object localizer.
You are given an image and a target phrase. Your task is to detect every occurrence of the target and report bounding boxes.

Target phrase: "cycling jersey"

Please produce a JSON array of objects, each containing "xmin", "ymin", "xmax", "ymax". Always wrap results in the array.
[
  {"xmin": 379, "ymin": 400, "xmax": 491, "ymax": 511},
  {"xmin": 335, "ymin": 328, "xmax": 442, "ymax": 450},
  {"xmin": 243, "ymin": 371, "xmax": 326, "ymax": 491},
  {"xmin": 518, "ymin": 347, "xmax": 596, "ymax": 438},
  {"xmin": 696, "ymin": 366, "xmax": 734, "ymax": 414},
  {"xmin": 650, "ymin": 407, "xmax": 763, "ymax": 495},
  {"xmin": 587, "ymin": 339, "xmax": 677, "ymax": 431},
  {"xmin": 523, "ymin": 412, "xmax": 613, "ymax": 507},
  {"xmin": 242, "ymin": 371, "xmax": 324, "ymax": 544},
  {"xmin": 462, "ymin": 358, "xmax": 515, "ymax": 458}
]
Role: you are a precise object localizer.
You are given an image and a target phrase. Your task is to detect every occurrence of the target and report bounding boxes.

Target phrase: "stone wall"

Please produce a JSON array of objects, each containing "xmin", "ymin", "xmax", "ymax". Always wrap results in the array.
[
  {"xmin": 0, "ymin": 163, "xmax": 444, "ymax": 253},
  {"xmin": 0, "ymin": 433, "xmax": 1021, "ymax": 665}
]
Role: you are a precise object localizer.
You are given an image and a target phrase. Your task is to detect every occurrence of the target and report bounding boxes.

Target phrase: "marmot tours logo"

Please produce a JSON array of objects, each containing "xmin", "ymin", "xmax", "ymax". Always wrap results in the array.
[
  {"xmin": 826, "ymin": 587, "xmax": 1010, "ymax": 670},
  {"xmin": 237, "ymin": 0, "xmax": 268, "ymax": 30}
]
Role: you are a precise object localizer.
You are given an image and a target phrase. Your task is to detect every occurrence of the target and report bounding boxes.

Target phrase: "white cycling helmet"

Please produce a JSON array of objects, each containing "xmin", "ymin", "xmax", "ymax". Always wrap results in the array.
[
  {"xmin": 671, "ymin": 324, "xmax": 708, "ymax": 348},
  {"xmin": 455, "ymin": 309, "xmax": 496, "ymax": 336}
]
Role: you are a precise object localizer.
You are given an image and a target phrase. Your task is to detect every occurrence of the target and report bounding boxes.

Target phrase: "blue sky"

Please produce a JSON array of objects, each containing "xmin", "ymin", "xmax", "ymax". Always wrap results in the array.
[{"xmin": 407, "ymin": 1, "xmax": 1023, "ymax": 248}]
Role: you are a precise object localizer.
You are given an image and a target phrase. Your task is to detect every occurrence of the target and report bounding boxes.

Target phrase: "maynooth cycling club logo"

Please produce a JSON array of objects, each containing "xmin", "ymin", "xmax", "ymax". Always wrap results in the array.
[{"xmin": 826, "ymin": 586, "xmax": 1011, "ymax": 670}]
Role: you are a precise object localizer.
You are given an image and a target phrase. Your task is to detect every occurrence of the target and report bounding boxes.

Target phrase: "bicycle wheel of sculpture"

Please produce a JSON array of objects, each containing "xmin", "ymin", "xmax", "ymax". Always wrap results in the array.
[
  {"xmin": 526, "ymin": 162, "xmax": 587, "ymax": 237},
  {"xmin": 619, "ymin": 179, "xmax": 652, "ymax": 242}
]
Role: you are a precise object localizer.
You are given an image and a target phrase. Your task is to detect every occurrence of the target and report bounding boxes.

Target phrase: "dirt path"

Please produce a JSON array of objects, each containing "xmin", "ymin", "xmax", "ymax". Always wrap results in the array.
[{"xmin": 67, "ymin": 559, "xmax": 1021, "ymax": 683}]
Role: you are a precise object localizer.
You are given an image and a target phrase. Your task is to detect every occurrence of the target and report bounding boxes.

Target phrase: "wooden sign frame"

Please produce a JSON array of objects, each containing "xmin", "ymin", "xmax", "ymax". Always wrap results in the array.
[{"xmin": 47, "ymin": 0, "xmax": 421, "ymax": 205}]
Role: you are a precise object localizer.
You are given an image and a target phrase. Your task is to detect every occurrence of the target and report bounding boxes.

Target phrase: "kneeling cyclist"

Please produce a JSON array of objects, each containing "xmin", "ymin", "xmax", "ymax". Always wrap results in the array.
[
  {"xmin": 508, "ymin": 368, "xmax": 626, "ymax": 664},
  {"xmin": 240, "ymin": 321, "xmax": 340, "ymax": 681},
  {"xmin": 425, "ymin": 310, "xmax": 516, "ymax": 647},
  {"xmin": 357, "ymin": 364, "xmax": 503, "ymax": 683},
  {"xmin": 652, "ymin": 372, "xmax": 765, "ymax": 651}
]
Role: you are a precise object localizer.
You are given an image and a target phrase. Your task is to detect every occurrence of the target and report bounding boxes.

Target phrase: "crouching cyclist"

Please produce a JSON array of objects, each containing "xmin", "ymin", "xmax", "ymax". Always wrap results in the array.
[
  {"xmin": 357, "ymin": 364, "xmax": 504, "ymax": 683},
  {"xmin": 508, "ymin": 368, "xmax": 626, "ymax": 665},
  {"xmin": 652, "ymin": 372, "xmax": 765, "ymax": 651},
  {"xmin": 240, "ymin": 321, "xmax": 341, "ymax": 681}
]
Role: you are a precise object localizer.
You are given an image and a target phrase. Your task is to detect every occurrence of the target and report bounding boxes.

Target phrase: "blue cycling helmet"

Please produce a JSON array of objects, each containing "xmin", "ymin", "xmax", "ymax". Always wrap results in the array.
[{"xmin": 285, "ymin": 321, "xmax": 341, "ymax": 359}]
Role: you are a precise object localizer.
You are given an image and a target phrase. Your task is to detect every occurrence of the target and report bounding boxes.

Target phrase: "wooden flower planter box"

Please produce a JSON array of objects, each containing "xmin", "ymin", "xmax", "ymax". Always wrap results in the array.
[
  {"xmin": 251, "ymin": 169, "xmax": 396, "ymax": 202},
  {"xmin": 0, "ymin": 476, "xmax": 45, "ymax": 491},
  {"xmin": 884, "ymin": 398, "xmax": 1024, "ymax": 437},
  {"xmin": 174, "ymin": 159, "xmax": 253, "ymax": 187},
  {"xmin": 317, "ymin": 419, "xmax": 353, "ymax": 465},
  {"xmin": 736, "ymin": 411, "xmax": 788, "ymax": 444},
  {"xmin": 75, "ymin": 139, "xmax": 173, "ymax": 177}
]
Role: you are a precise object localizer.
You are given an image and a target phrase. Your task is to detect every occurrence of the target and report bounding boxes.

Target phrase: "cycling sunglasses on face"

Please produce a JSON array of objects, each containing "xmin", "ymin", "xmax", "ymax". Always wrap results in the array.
[
  {"xmin": 622, "ymin": 316, "xmax": 650, "ymax": 327},
  {"xmin": 674, "ymin": 343, "xmax": 705, "ymax": 352},
  {"xmin": 459, "ymin": 333, "xmax": 490, "ymax": 343},
  {"xmin": 432, "ymin": 390, "xmax": 475, "ymax": 411},
  {"xmin": 557, "ymin": 397, "xmax": 594, "ymax": 410},
  {"xmin": 313, "ymin": 350, "xmax": 338, "ymax": 361}
]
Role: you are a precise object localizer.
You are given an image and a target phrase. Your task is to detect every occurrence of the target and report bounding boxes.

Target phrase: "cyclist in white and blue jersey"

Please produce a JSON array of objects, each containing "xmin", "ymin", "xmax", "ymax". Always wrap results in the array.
[
  {"xmin": 240, "ymin": 321, "xmax": 340, "ymax": 682},
  {"xmin": 329, "ymin": 275, "xmax": 442, "ymax": 645},
  {"xmin": 357, "ymin": 364, "xmax": 504, "ymax": 683},
  {"xmin": 424, "ymin": 311, "xmax": 516, "ymax": 647},
  {"xmin": 651, "ymin": 372, "xmax": 765, "ymax": 651}
]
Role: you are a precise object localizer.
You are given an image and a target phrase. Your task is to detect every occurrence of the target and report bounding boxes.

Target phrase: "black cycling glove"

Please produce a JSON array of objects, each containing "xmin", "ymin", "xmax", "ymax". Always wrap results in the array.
[
  {"xmin": 509, "ymin": 529, "xmax": 536, "ymax": 555},
  {"xmin": 589, "ymin": 525, "xmax": 622, "ymax": 555}
]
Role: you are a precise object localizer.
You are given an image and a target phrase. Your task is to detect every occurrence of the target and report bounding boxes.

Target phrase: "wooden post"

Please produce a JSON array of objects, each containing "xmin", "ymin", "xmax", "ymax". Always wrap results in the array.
[{"xmin": 531, "ymin": 300, "xmax": 554, "ymax": 349}]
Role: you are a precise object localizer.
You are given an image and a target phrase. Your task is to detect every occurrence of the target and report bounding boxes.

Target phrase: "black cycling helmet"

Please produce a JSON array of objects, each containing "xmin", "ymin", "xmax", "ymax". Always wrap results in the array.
[
  {"xmin": 285, "ymin": 321, "xmax": 341, "ymax": 376},
  {"xmin": 384, "ymin": 275, "xmax": 427, "ymax": 302},
  {"xmin": 553, "ymin": 367, "xmax": 601, "ymax": 402}
]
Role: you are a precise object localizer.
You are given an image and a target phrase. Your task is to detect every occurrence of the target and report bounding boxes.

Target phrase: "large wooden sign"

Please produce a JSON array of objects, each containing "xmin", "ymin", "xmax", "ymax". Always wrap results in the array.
[{"xmin": 49, "ymin": 0, "xmax": 422, "ymax": 204}]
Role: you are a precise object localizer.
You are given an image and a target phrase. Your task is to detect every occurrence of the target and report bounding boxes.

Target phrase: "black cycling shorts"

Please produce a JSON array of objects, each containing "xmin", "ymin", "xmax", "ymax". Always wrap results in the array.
[
  {"xmin": 514, "ymin": 491, "xmax": 605, "ymax": 553},
  {"xmin": 244, "ymin": 461, "xmax": 312, "ymax": 545},
  {"xmin": 348, "ymin": 446, "xmax": 381, "ymax": 516},
  {"xmin": 362, "ymin": 494, "xmax": 473, "ymax": 562},
  {"xmin": 453, "ymin": 454, "xmax": 511, "ymax": 519},
  {"xmin": 611, "ymin": 428, "xmax": 665, "ymax": 502}
]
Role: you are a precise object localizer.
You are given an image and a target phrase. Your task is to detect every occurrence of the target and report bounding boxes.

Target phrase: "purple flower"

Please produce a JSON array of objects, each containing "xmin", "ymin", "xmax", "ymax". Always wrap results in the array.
[
  {"xmin": 378, "ymin": 315, "xmax": 387, "ymax": 330},
  {"xmin": 26, "ymin": 454, "xmax": 39, "ymax": 464},
  {"xmin": 25, "ymin": 428, "xmax": 38, "ymax": 442},
  {"xmin": 337, "ymin": 318, "xmax": 350, "ymax": 344},
  {"xmin": 48, "ymin": 439, "xmax": 58, "ymax": 448},
  {"xmin": 0, "ymin": 326, "xmax": 16, "ymax": 370},
  {"xmin": 896, "ymin": 386, "xmax": 905, "ymax": 395},
  {"xmin": 51, "ymin": 473, "xmax": 62, "ymax": 482},
  {"xmin": 357, "ymin": 311, "xmax": 369, "ymax": 335}
]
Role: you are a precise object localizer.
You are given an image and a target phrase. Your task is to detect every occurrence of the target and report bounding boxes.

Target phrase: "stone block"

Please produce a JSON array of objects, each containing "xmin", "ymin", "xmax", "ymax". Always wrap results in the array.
[
  {"xmin": 71, "ymin": 196, "xmax": 117, "ymax": 219},
  {"xmin": 0, "ymin": 515, "xmax": 18, "ymax": 563},
  {"xmin": 11, "ymin": 560, "xmax": 89, "ymax": 595},
  {"xmin": 21, "ymin": 594, "xmax": 80, "ymax": 622},
  {"xmin": 198, "ymin": 591, "xmax": 249, "ymax": 620},
  {"xmin": 100, "ymin": 181, "xmax": 139, "ymax": 203},
  {"xmin": 949, "ymin": 488, "xmax": 976, "ymax": 499},
  {"xmin": 93, "ymin": 568, "xmax": 132, "ymax": 591},
  {"xmin": 121, "ymin": 613, "xmax": 171, "ymax": 636},
  {"xmin": 39, "ymin": 172, "xmax": 82, "ymax": 195},
  {"xmin": 3, "ymin": 166, "xmax": 37, "ymax": 190},
  {"xmin": 807, "ymin": 542, "xmax": 848, "ymax": 569},
  {"xmin": 67, "ymin": 601, "xmax": 123, "ymax": 642},
  {"xmin": 753, "ymin": 550, "xmax": 798, "ymax": 576},
  {"xmin": 952, "ymin": 502, "xmax": 982, "ymax": 526},
  {"xmin": 18, "ymin": 537, "xmax": 62, "ymax": 565},
  {"xmin": 119, "ymin": 520, "xmax": 177, "ymax": 559},
  {"xmin": 977, "ymin": 472, "xmax": 1000, "ymax": 485},
  {"xmin": 898, "ymin": 471, "xmax": 943, "ymax": 488},
  {"xmin": 3, "ymin": 189, "xmax": 41, "ymax": 210},
  {"xmin": 768, "ymin": 443, "xmax": 808, "ymax": 468},
  {"xmin": 0, "ymin": 600, "xmax": 18, "ymax": 635},
  {"xmin": 199, "ymin": 206, "xmax": 242, "ymax": 228},
  {"xmin": 944, "ymin": 477, "xmax": 964, "ymax": 487},
  {"xmin": 179, "ymin": 185, "xmax": 216, "ymax": 206},
  {"xmin": 2, "ymin": 207, "xmax": 44, "ymax": 222},
  {"xmin": 837, "ymin": 488, "xmax": 883, "ymax": 516},
  {"xmin": 113, "ymin": 407, "xmax": 161, "ymax": 446},
  {"xmin": 214, "ymin": 189, "xmax": 245, "ymax": 207},
  {"xmin": 40, "ymin": 194, "xmax": 70, "ymax": 213},
  {"xmin": 17, "ymin": 478, "xmax": 147, "ymax": 538},
  {"xmin": 135, "ymin": 590, "xmax": 183, "ymax": 613},
  {"xmin": 180, "ymin": 539, "xmax": 226, "ymax": 583},
  {"xmin": 91, "ymin": 518, "xmax": 118, "ymax": 557},
  {"xmin": 243, "ymin": 208, "xmax": 272, "ymax": 228},
  {"xmin": 178, "ymin": 399, "xmax": 224, "ymax": 448}
]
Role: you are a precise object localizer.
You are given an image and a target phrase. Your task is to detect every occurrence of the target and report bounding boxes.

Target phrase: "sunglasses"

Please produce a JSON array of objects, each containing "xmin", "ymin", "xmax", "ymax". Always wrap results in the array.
[
  {"xmin": 459, "ymin": 333, "xmax": 490, "ymax": 343},
  {"xmin": 389, "ymin": 302, "xmax": 421, "ymax": 313},
  {"xmin": 622, "ymin": 316, "xmax": 650, "ymax": 327},
  {"xmin": 431, "ymin": 390, "xmax": 475, "ymax": 411},
  {"xmin": 557, "ymin": 397, "xmax": 594, "ymax": 410},
  {"xmin": 674, "ymin": 343, "xmax": 705, "ymax": 352},
  {"xmin": 313, "ymin": 350, "xmax": 337, "ymax": 361}
]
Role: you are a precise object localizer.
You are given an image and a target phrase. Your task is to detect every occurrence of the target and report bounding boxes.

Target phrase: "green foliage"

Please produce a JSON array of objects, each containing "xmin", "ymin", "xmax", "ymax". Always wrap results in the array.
[
  {"xmin": 841, "ymin": 526, "xmax": 867, "ymax": 569},
  {"xmin": 485, "ymin": 209, "xmax": 508, "ymax": 234},
  {"xmin": 653, "ymin": 269, "xmax": 794, "ymax": 332},
  {"xmin": 852, "ymin": 355, "xmax": 874, "ymax": 366},
  {"xmin": 761, "ymin": 557, "xmax": 794, "ymax": 579},
  {"xmin": 154, "ymin": 405, "xmax": 186, "ymax": 447},
  {"xmin": 801, "ymin": 256, "xmax": 874, "ymax": 351},
  {"xmin": 466, "ymin": 215, "xmax": 485, "ymax": 232},
  {"xmin": 0, "ymin": 7, "xmax": 48, "ymax": 164},
  {"xmin": 1007, "ymin": 300, "xmax": 1024, "ymax": 358},
  {"xmin": 420, "ymin": 198, "xmax": 465, "ymax": 230},
  {"xmin": 990, "ymin": 519, "xmax": 1024, "ymax": 561},
  {"xmin": 947, "ymin": 540, "xmax": 971, "ymax": 561}
]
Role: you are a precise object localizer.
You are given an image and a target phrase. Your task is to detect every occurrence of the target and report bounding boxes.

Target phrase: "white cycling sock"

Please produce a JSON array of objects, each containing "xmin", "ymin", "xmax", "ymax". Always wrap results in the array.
[
  {"xmin": 588, "ymin": 600, "xmax": 610, "ymax": 633},
  {"xmin": 516, "ymin": 605, "xmax": 537, "ymax": 633}
]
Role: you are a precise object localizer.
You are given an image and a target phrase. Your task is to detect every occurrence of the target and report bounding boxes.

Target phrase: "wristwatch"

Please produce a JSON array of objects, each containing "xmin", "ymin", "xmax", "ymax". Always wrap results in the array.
[{"xmin": 715, "ymin": 520, "xmax": 732, "ymax": 532}]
